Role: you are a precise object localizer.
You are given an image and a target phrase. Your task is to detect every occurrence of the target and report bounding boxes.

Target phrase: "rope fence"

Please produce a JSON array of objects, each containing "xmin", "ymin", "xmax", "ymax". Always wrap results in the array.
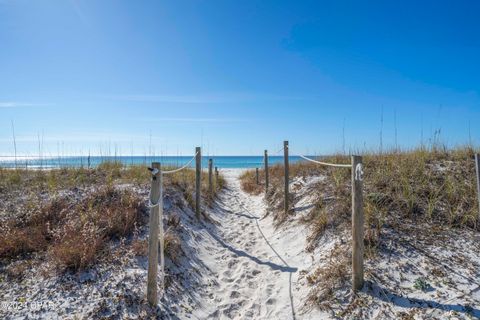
[
  {"xmin": 146, "ymin": 148, "xmax": 209, "ymax": 306},
  {"xmin": 7, "ymin": 143, "xmax": 480, "ymax": 308},
  {"xmin": 273, "ymin": 146, "xmax": 285, "ymax": 155},
  {"xmin": 161, "ymin": 151, "xmax": 198, "ymax": 175},
  {"xmin": 259, "ymin": 141, "xmax": 364, "ymax": 292},
  {"xmin": 145, "ymin": 147, "xmax": 222, "ymax": 306},
  {"xmin": 298, "ymin": 154, "xmax": 352, "ymax": 168},
  {"xmin": 148, "ymin": 145, "xmax": 480, "ymax": 305}
]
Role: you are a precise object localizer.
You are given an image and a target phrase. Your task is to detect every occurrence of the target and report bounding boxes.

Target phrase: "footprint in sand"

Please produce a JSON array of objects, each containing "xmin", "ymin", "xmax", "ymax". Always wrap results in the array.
[
  {"xmin": 223, "ymin": 270, "xmax": 232, "ymax": 277},
  {"xmin": 266, "ymin": 285, "xmax": 274, "ymax": 295},
  {"xmin": 228, "ymin": 259, "xmax": 239, "ymax": 268},
  {"xmin": 251, "ymin": 269, "xmax": 261, "ymax": 276}
]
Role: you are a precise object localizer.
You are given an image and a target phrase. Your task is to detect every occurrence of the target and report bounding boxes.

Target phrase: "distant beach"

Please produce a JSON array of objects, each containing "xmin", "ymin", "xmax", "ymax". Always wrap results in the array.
[{"xmin": 0, "ymin": 155, "xmax": 307, "ymax": 169}]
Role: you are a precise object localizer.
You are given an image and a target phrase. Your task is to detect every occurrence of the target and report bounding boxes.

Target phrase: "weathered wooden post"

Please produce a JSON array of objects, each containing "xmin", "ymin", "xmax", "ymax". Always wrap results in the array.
[
  {"xmin": 475, "ymin": 154, "xmax": 480, "ymax": 221},
  {"xmin": 264, "ymin": 150, "xmax": 269, "ymax": 192},
  {"xmin": 158, "ymin": 169, "xmax": 165, "ymax": 297},
  {"xmin": 195, "ymin": 147, "xmax": 201, "ymax": 218},
  {"xmin": 351, "ymin": 155, "xmax": 364, "ymax": 291},
  {"xmin": 215, "ymin": 166, "xmax": 219, "ymax": 182},
  {"xmin": 256, "ymin": 168, "xmax": 259, "ymax": 185},
  {"xmin": 284, "ymin": 141, "xmax": 289, "ymax": 214},
  {"xmin": 208, "ymin": 158, "xmax": 213, "ymax": 196},
  {"xmin": 147, "ymin": 162, "xmax": 161, "ymax": 306}
]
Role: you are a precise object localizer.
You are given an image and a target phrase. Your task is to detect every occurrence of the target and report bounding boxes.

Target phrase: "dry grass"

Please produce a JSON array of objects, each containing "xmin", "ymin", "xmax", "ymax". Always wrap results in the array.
[
  {"xmin": 0, "ymin": 161, "xmax": 225, "ymax": 204},
  {"xmin": 0, "ymin": 161, "xmax": 225, "ymax": 273},
  {"xmin": 0, "ymin": 162, "xmax": 225, "ymax": 226},
  {"xmin": 4, "ymin": 260, "xmax": 33, "ymax": 282},
  {"xmin": 306, "ymin": 243, "xmax": 350, "ymax": 310},
  {"xmin": 241, "ymin": 146, "xmax": 479, "ymax": 243},
  {"xmin": 49, "ymin": 223, "xmax": 106, "ymax": 271},
  {"xmin": 0, "ymin": 186, "xmax": 146, "ymax": 272},
  {"xmin": 164, "ymin": 230, "xmax": 183, "ymax": 264},
  {"xmin": 130, "ymin": 230, "xmax": 183, "ymax": 265},
  {"xmin": 131, "ymin": 238, "xmax": 148, "ymax": 257},
  {"xmin": 240, "ymin": 170, "xmax": 265, "ymax": 195},
  {"xmin": 241, "ymin": 146, "xmax": 480, "ymax": 310},
  {"xmin": 167, "ymin": 169, "xmax": 225, "ymax": 208}
]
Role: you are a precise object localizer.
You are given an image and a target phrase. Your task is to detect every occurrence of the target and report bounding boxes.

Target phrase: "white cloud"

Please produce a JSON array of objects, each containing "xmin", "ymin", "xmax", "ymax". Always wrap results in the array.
[
  {"xmin": 0, "ymin": 102, "xmax": 50, "ymax": 108},
  {"xmin": 109, "ymin": 94, "xmax": 236, "ymax": 104},
  {"xmin": 141, "ymin": 117, "xmax": 247, "ymax": 123},
  {"xmin": 0, "ymin": 132, "xmax": 165, "ymax": 143},
  {"xmin": 108, "ymin": 93, "xmax": 311, "ymax": 104}
]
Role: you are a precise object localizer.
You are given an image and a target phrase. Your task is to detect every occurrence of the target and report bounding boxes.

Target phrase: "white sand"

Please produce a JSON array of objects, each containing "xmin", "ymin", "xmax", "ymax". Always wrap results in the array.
[
  {"xmin": 187, "ymin": 169, "xmax": 323, "ymax": 319},
  {"xmin": 189, "ymin": 169, "xmax": 480, "ymax": 319},
  {"xmin": 3, "ymin": 168, "xmax": 478, "ymax": 319},
  {"xmin": 1, "ymin": 169, "xmax": 323, "ymax": 320}
]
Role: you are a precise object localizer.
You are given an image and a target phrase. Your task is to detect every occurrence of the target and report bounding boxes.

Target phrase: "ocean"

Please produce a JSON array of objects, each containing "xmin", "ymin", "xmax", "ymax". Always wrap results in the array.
[{"xmin": 0, "ymin": 155, "xmax": 308, "ymax": 169}]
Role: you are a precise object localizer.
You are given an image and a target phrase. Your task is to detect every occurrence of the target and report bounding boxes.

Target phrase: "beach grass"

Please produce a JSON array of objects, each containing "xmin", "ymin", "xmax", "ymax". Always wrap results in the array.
[
  {"xmin": 0, "ymin": 162, "xmax": 224, "ymax": 272},
  {"xmin": 241, "ymin": 145, "xmax": 479, "ymax": 234},
  {"xmin": 240, "ymin": 145, "xmax": 480, "ymax": 310}
]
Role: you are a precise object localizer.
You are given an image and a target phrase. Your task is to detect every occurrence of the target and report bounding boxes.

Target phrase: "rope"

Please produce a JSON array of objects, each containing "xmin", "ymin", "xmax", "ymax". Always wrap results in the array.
[
  {"xmin": 148, "ymin": 196, "xmax": 160, "ymax": 208},
  {"xmin": 147, "ymin": 179, "xmax": 160, "ymax": 208},
  {"xmin": 147, "ymin": 151, "xmax": 198, "ymax": 206},
  {"xmin": 299, "ymin": 155, "xmax": 351, "ymax": 168},
  {"xmin": 161, "ymin": 152, "xmax": 198, "ymax": 175}
]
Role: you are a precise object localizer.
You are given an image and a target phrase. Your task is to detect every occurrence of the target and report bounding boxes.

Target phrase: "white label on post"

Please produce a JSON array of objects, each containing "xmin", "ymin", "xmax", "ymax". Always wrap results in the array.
[{"xmin": 355, "ymin": 163, "xmax": 364, "ymax": 181}]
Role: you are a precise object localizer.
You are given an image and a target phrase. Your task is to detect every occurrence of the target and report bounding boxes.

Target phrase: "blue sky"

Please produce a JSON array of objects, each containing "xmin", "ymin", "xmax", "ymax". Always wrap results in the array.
[{"xmin": 1, "ymin": 0, "xmax": 479, "ymax": 156}]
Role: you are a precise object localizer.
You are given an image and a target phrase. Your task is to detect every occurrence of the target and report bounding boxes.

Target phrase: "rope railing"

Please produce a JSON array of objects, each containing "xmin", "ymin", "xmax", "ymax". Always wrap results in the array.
[
  {"xmin": 273, "ymin": 142, "xmax": 363, "ymax": 292},
  {"xmin": 148, "ymin": 192, "xmax": 161, "ymax": 208},
  {"xmin": 273, "ymin": 146, "xmax": 285, "ymax": 155},
  {"xmin": 161, "ymin": 151, "xmax": 198, "ymax": 175},
  {"xmin": 298, "ymin": 154, "xmax": 352, "ymax": 168},
  {"xmin": 146, "ymin": 149, "xmax": 201, "ymax": 306}
]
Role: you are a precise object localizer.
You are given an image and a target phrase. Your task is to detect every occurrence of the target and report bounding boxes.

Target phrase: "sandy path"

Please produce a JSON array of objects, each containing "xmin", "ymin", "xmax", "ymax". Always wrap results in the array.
[
  {"xmin": 191, "ymin": 169, "xmax": 297, "ymax": 320},
  {"xmin": 186, "ymin": 169, "xmax": 480, "ymax": 320}
]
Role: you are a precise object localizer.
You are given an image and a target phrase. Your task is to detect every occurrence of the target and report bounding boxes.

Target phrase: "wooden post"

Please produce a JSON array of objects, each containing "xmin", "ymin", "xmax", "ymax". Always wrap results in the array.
[
  {"xmin": 264, "ymin": 150, "xmax": 269, "ymax": 192},
  {"xmin": 351, "ymin": 155, "xmax": 364, "ymax": 291},
  {"xmin": 147, "ymin": 162, "xmax": 161, "ymax": 306},
  {"xmin": 159, "ymin": 169, "xmax": 165, "ymax": 297},
  {"xmin": 255, "ymin": 168, "xmax": 259, "ymax": 185},
  {"xmin": 208, "ymin": 158, "xmax": 213, "ymax": 196},
  {"xmin": 195, "ymin": 147, "xmax": 201, "ymax": 218},
  {"xmin": 284, "ymin": 141, "xmax": 289, "ymax": 214},
  {"xmin": 475, "ymin": 154, "xmax": 480, "ymax": 221}
]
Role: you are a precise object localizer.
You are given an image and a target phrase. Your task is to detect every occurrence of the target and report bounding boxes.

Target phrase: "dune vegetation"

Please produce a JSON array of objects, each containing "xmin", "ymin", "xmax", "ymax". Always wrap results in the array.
[
  {"xmin": 0, "ymin": 162, "xmax": 224, "ymax": 275},
  {"xmin": 241, "ymin": 146, "xmax": 480, "ymax": 314},
  {"xmin": 242, "ymin": 146, "xmax": 479, "ymax": 234}
]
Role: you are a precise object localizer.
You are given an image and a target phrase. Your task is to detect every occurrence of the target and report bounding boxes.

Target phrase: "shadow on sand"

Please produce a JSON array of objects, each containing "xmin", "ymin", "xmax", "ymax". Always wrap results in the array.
[
  {"xmin": 365, "ymin": 281, "xmax": 480, "ymax": 318},
  {"xmin": 205, "ymin": 227, "xmax": 297, "ymax": 273}
]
